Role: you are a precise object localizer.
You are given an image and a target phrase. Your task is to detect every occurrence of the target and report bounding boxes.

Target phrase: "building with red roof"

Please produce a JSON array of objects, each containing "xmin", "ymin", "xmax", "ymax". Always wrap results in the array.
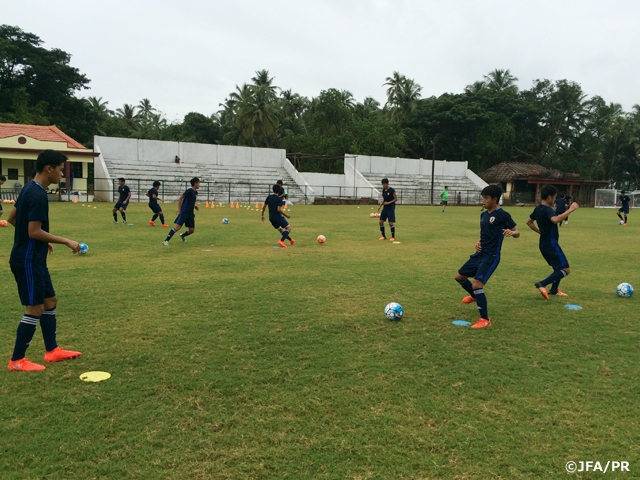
[{"xmin": 0, "ymin": 123, "xmax": 97, "ymax": 196}]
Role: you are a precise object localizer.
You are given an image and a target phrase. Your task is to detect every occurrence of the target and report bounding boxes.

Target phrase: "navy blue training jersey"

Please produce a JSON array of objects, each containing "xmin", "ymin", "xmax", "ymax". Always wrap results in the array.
[
  {"xmin": 382, "ymin": 187, "xmax": 396, "ymax": 208},
  {"xmin": 620, "ymin": 195, "xmax": 630, "ymax": 209},
  {"xmin": 554, "ymin": 197, "xmax": 567, "ymax": 213},
  {"xmin": 278, "ymin": 186, "xmax": 285, "ymax": 197},
  {"xmin": 479, "ymin": 208, "xmax": 517, "ymax": 256},
  {"xmin": 179, "ymin": 188, "xmax": 198, "ymax": 215},
  {"xmin": 265, "ymin": 194, "xmax": 284, "ymax": 218},
  {"xmin": 118, "ymin": 184, "xmax": 130, "ymax": 202},
  {"xmin": 148, "ymin": 188, "xmax": 158, "ymax": 205},
  {"xmin": 10, "ymin": 181, "xmax": 49, "ymax": 267},
  {"xmin": 530, "ymin": 204, "xmax": 558, "ymax": 247}
]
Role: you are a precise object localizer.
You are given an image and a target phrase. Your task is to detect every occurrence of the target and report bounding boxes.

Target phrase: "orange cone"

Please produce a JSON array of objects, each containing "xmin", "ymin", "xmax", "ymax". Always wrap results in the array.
[
  {"xmin": 205, "ymin": 201, "xmax": 209, "ymax": 208},
  {"xmin": 255, "ymin": 202, "xmax": 259, "ymax": 209},
  {"xmin": 211, "ymin": 202, "xmax": 215, "ymax": 209},
  {"xmin": 236, "ymin": 201, "xmax": 240, "ymax": 209},
  {"xmin": 73, "ymin": 195, "xmax": 78, "ymax": 204}
]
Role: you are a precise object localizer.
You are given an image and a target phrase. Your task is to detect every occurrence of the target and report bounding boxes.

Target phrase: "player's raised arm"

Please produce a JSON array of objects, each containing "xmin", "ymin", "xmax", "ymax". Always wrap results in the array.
[{"xmin": 551, "ymin": 202, "xmax": 578, "ymax": 224}]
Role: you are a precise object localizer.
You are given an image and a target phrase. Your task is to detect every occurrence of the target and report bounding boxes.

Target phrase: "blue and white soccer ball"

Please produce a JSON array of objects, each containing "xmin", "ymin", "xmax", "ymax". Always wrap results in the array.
[
  {"xmin": 616, "ymin": 283, "xmax": 634, "ymax": 298},
  {"xmin": 384, "ymin": 302, "xmax": 404, "ymax": 321},
  {"xmin": 619, "ymin": 220, "xmax": 625, "ymax": 225},
  {"xmin": 78, "ymin": 243, "xmax": 89, "ymax": 255},
  {"xmin": 222, "ymin": 218, "xmax": 229, "ymax": 224}
]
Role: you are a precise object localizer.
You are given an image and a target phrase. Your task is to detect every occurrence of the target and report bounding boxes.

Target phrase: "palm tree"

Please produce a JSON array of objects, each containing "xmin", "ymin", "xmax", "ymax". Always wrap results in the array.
[
  {"xmin": 339, "ymin": 90, "xmax": 356, "ymax": 109},
  {"xmin": 383, "ymin": 72, "xmax": 422, "ymax": 120},
  {"xmin": 483, "ymin": 69, "xmax": 519, "ymax": 91},
  {"xmin": 84, "ymin": 96, "xmax": 113, "ymax": 117},
  {"xmin": 115, "ymin": 104, "xmax": 140, "ymax": 131},
  {"xmin": 464, "ymin": 81, "xmax": 487, "ymax": 94},
  {"xmin": 137, "ymin": 98, "xmax": 156, "ymax": 120},
  {"xmin": 236, "ymin": 84, "xmax": 280, "ymax": 147}
]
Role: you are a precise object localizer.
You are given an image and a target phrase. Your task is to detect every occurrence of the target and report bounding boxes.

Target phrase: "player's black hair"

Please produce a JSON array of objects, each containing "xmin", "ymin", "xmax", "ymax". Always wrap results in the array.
[
  {"xmin": 0, "ymin": 174, "xmax": 6, "ymax": 181},
  {"xmin": 540, "ymin": 185, "xmax": 558, "ymax": 200},
  {"xmin": 190, "ymin": 177, "xmax": 200, "ymax": 186},
  {"xmin": 481, "ymin": 184, "xmax": 502, "ymax": 200},
  {"xmin": 31, "ymin": 169, "xmax": 36, "ymax": 179},
  {"xmin": 36, "ymin": 150, "xmax": 67, "ymax": 172},
  {"xmin": 277, "ymin": 180, "xmax": 283, "ymax": 185},
  {"xmin": 621, "ymin": 190, "xmax": 626, "ymax": 194},
  {"xmin": 153, "ymin": 181, "xmax": 161, "ymax": 188},
  {"xmin": 381, "ymin": 178, "xmax": 389, "ymax": 184},
  {"xmin": 118, "ymin": 177, "xmax": 125, "ymax": 183},
  {"xmin": 272, "ymin": 184, "xmax": 281, "ymax": 193},
  {"xmin": 444, "ymin": 185, "xmax": 448, "ymax": 189}
]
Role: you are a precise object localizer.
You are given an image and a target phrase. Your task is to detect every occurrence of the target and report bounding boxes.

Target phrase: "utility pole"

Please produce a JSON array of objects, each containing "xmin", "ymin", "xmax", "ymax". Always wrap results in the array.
[{"xmin": 430, "ymin": 135, "xmax": 438, "ymax": 205}]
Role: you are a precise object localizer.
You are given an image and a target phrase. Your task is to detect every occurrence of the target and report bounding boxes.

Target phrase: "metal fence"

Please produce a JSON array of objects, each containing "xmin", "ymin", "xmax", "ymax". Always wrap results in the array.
[{"xmin": 1, "ymin": 179, "xmax": 485, "ymax": 206}]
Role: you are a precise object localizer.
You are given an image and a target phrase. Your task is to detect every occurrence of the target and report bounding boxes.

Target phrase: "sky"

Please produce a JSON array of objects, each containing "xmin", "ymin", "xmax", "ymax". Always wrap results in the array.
[{"xmin": 3, "ymin": 0, "xmax": 640, "ymax": 122}]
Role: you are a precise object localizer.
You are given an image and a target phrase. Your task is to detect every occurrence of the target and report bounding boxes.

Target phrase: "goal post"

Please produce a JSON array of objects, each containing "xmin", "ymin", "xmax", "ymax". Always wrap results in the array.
[{"xmin": 594, "ymin": 189, "xmax": 640, "ymax": 208}]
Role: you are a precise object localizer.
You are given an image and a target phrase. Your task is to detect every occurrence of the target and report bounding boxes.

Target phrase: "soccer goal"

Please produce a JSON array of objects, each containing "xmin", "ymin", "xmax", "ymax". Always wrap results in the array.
[{"xmin": 594, "ymin": 189, "xmax": 640, "ymax": 208}]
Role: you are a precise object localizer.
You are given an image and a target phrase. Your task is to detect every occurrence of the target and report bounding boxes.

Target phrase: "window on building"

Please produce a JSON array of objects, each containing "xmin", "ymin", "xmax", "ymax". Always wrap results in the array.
[
  {"xmin": 8, "ymin": 168, "xmax": 18, "ymax": 180},
  {"xmin": 71, "ymin": 162, "xmax": 83, "ymax": 178}
]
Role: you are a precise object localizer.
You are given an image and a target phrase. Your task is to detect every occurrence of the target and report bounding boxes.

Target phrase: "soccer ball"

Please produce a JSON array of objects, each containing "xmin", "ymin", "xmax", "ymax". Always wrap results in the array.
[
  {"xmin": 317, "ymin": 235, "xmax": 326, "ymax": 243},
  {"xmin": 616, "ymin": 283, "xmax": 634, "ymax": 298},
  {"xmin": 369, "ymin": 213, "xmax": 375, "ymax": 218},
  {"xmin": 619, "ymin": 220, "xmax": 624, "ymax": 225},
  {"xmin": 78, "ymin": 243, "xmax": 89, "ymax": 255},
  {"xmin": 222, "ymin": 218, "xmax": 229, "ymax": 224},
  {"xmin": 0, "ymin": 220, "xmax": 7, "ymax": 227},
  {"xmin": 384, "ymin": 302, "xmax": 404, "ymax": 321}
]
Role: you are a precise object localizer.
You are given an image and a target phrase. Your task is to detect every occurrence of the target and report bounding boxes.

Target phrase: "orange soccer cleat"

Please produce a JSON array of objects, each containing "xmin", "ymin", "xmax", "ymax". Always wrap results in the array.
[
  {"xmin": 535, "ymin": 282, "xmax": 549, "ymax": 300},
  {"xmin": 8, "ymin": 358, "xmax": 46, "ymax": 371},
  {"xmin": 149, "ymin": 220, "xmax": 156, "ymax": 226},
  {"xmin": 462, "ymin": 296, "xmax": 477, "ymax": 304},
  {"xmin": 553, "ymin": 289, "xmax": 568, "ymax": 297},
  {"xmin": 277, "ymin": 240, "xmax": 287, "ymax": 248},
  {"xmin": 378, "ymin": 236, "xmax": 386, "ymax": 241},
  {"xmin": 44, "ymin": 347, "xmax": 82, "ymax": 363},
  {"xmin": 289, "ymin": 238, "xmax": 295, "ymax": 246},
  {"xmin": 161, "ymin": 224, "xmax": 170, "ymax": 227},
  {"xmin": 389, "ymin": 237, "xmax": 395, "ymax": 242},
  {"xmin": 470, "ymin": 318, "xmax": 492, "ymax": 329}
]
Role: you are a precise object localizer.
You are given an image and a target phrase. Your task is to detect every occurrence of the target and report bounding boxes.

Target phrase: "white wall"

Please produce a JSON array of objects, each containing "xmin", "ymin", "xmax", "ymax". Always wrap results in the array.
[
  {"xmin": 93, "ymin": 145, "xmax": 112, "ymax": 202},
  {"xmin": 95, "ymin": 136, "xmax": 285, "ymax": 169},
  {"xmin": 348, "ymin": 154, "xmax": 469, "ymax": 177}
]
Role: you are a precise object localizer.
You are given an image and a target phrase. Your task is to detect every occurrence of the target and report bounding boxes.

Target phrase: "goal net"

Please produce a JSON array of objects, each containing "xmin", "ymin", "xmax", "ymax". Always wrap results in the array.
[{"xmin": 594, "ymin": 189, "xmax": 640, "ymax": 208}]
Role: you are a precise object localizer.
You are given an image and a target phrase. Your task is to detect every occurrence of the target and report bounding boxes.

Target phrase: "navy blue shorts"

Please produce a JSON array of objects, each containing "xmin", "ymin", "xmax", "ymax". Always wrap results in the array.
[
  {"xmin": 114, "ymin": 201, "xmax": 129, "ymax": 210},
  {"xmin": 540, "ymin": 243, "xmax": 569, "ymax": 270},
  {"xmin": 458, "ymin": 252, "xmax": 500, "ymax": 284},
  {"xmin": 175, "ymin": 213, "xmax": 195, "ymax": 229},
  {"xmin": 270, "ymin": 216, "xmax": 289, "ymax": 229},
  {"xmin": 11, "ymin": 263, "xmax": 55, "ymax": 306},
  {"xmin": 618, "ymin": 206, "xmax": 629, "ymax": 214},
  {"xmin": 380, "ymin": 208, "xmax": 395, "ymax": 223},
  {"xmin": 149, "ymin": 203, "xmax": 162, "ymax": 214}
]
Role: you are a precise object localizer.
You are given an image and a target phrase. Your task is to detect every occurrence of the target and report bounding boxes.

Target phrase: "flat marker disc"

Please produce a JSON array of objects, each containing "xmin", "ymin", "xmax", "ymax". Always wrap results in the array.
[{"xmin": 80, "ymin": 371, "xmax": 111, "ymax": 382}]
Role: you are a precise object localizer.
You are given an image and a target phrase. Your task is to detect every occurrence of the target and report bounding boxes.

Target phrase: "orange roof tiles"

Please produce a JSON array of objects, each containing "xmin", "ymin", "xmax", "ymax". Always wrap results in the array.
[{"xmin": 0, "ymin": 123, "xmax": 87, "ymax": 149}]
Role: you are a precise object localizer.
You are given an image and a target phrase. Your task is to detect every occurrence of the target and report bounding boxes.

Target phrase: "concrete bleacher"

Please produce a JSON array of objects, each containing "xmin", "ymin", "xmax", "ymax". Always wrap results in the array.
[
  {"xmin": 360, "ymin": 173, "xmax": 483, "ymax": 204},
  {"xmin": 94, "ymin": 137, "xmax": 305, "ymax": 203}
]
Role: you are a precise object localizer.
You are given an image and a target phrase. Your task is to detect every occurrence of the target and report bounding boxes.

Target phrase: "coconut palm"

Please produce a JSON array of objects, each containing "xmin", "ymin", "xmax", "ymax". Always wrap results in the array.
[
  {"xmin": 483, "ymin": 69, "xmax": 519, "ymax": 91},
  {"xmin": 383, "ymin": 72, "xmax": 422, "ymax": 121}
]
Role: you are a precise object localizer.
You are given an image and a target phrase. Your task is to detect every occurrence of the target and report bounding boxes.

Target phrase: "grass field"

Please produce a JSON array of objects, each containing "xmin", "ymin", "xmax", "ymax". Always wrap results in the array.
[{"xmin": 0, "ymin": 201, "xmax": 638, "ymax": 479}]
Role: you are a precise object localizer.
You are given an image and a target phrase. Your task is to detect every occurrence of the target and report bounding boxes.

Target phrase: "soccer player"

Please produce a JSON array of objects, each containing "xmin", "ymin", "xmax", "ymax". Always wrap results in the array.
[
  {"xmin": 146, "ymin": 181, "xmax": 168, "ymax": 227},
  {"xmin": 112, "ymin": 177, "xmax": 131, "ymax": 224},
  {"xmin": 554, "ymin": 193, "xmax": 568, "ymax": 227},
  {"xmin": 454, "ymin": 185, "xmax": 520, "ymax": 329},
  {"xmin": 6, "ymin": 150, "xmax": 81, "ymax": 371},
  {"xmin": 526, "ymin": 185, "xmax": 579, "ymax": 299},
  {"xmin": 377, "ymin": 178, "xmax": 397, "ymax": 242},
  {"xmin": 0, "ymin": 174, "xmax": 5, "ymax": 217},
  {"xmin": 441, "ymin": 186, "xmax": 449, "ymax": 213},
  {"xmin": 563, "ymin": 193, "xmax": 574, "ymax": 225},
  {"xmin": 616, "ymin": 190, "xmax": 631, "ymax": 225},
  {"xmin": 276, "ymin": 179, "xmax": 290, "ymax": 207},
  {"xmin": 163, "ymin": 177, "xmax": 200, "ymax": 245},
  {"xmin": 262, "ymin": 184, "xmax": 294, "ymax": 248}
]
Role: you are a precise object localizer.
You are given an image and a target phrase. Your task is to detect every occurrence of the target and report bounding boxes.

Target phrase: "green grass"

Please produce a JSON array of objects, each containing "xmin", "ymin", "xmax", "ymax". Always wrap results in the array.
[{"xmin": 0, "ymin": 202, "xmax": 638, "ymax": 479}]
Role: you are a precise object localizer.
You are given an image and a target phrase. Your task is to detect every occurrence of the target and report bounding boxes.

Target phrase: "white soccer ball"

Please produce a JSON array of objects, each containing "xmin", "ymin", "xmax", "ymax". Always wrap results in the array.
[
  {"xmin": 79, "ymin": 243, "xmax": 89, "ymax": 255},
  {"xmin": 619, "ymin": 220, "xmax": 625, "ymax": 225},
  {"xmin": 222, "ymin": 218, "xmax": 229, "ymax": 224},
  {"xmin": 384, "ymin": 302, "xmax": 404, "ymax": 321},
  {"xmin": 317, "ymin": 235, "xmax": 326, "ymax": 244},
  {"xmin": 616, "ymin": 283, "xmax": 634, "ymax": 298}
]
